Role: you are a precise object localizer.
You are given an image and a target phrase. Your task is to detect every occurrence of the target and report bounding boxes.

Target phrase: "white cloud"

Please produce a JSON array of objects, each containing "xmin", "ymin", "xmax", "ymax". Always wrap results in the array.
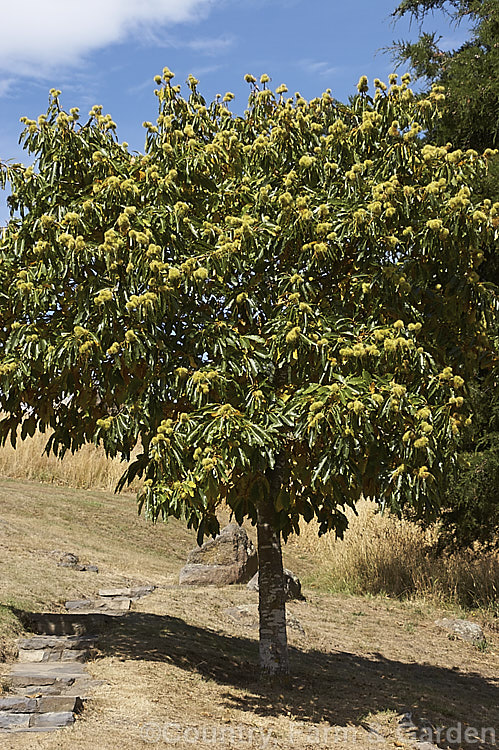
[
  {"xmin": 0, "ymin": 0, "xmax": 217, "ymax": 77},
  {"xmin": 188, "ymin": 64, "xmax": 221, "ymax": 76},
  {"xmin": 187, "ymin": 36, "xmax": 235, "ymax": 55},
  {"xmin": 301, "ymin": 60, "xmax": 339, "ymax": 78},
  {"xmin": 0, "ymin": 79, "xmax": 15, "ymax": 97}
]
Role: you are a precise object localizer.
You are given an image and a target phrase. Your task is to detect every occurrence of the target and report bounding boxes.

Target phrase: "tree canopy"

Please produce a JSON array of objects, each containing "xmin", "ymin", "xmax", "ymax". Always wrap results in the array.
[{"xmin": 1, "ymin": 70, "xmax": 497, "ymax": 674}]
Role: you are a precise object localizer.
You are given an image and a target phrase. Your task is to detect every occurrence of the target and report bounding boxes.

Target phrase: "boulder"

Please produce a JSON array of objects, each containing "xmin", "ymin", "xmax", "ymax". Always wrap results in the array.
[
  {"xmin": 56, "ymin": 552, "xmax": 79, "ymax": 568},
  {"xmin": 247, "ymin": 569, "xmax": 305, "ymax": 601},
  {"xmin": 435, "ymin": 617, "xmax": 486, "ymax": 645},
  {"xmin": 179, "ymin": 524, "xmax": 257, "ymax": 586},
  {"xmin": 54, "ymin": 551, "xmax": 98, "ymax": 572}
]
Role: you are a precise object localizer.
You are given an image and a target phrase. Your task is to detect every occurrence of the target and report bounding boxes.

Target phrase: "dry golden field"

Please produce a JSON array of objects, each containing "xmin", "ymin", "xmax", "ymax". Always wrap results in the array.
[{"xmin": 0, "ymin": 430, "xmax": 497, "ymax": 611}]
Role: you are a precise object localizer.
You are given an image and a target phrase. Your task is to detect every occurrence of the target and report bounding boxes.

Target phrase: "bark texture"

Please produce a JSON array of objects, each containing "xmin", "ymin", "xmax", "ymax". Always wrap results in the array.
[{"xmin": 257, "ymin": 454, "xmax": 289, "ymax": 677}]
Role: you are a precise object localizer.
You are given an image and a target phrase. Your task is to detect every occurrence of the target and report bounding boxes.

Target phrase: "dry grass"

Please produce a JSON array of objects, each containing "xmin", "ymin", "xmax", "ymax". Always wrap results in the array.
[
  {"xmin": 0, "ymin": 432, "xmax": 497, "ymax": 613},
  {"xmin": 0, "ymin": 478, "xmax": 497, "ymax": 750},
  {"xmin": 291, "ymin": 501, "xmax": 499, "ymax": 612},
  {"xmin": 0, "ymin": 430, "xmax": 142, "ymax": 493}
]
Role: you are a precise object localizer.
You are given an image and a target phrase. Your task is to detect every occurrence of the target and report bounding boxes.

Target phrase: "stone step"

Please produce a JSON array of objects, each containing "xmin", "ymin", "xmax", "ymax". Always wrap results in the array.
[
  {"xmin": 8, "ymin": 662, "xmax": 88, "ymax": 689},
  {"xmin": 17, "ymin": 635, "xmax": 97, "ymax": 663},
  {"xmin": 0, "ymin": 710, "xmax": 75, "ymax": 731},
  {"xmin": 18, "ymin": 635, "xmax": 97, "ymax": 651},
  {"xmin": 0, "ymin": 697, "xmax": 38, "ymax": 712},
  {"xmin": 98, "ymin": 585, "xmax": 155, "ymax": 600},
  {"xmin": 39, "ymin": 695, "xmax": 82, "ymax": 713},
  {"xmin": 0, "ymin": 583, "xmax": 160, "ymax": 734},
  {"xmin": 30, "ymin": 711, "xmax": 75, "ymax": 728},
  {"xmin": 27, "ymin": 612, "xmax": 115, "ymax": 635},
  {"xmin": 6, "ymin": 679, "xmax": 100, "ymax": 697},
  {"xmin": 18, "ymin": 648, "xmax": 90, "ymax": 663},
  {"xmin": 0, "ymin": 695, "xmax": 81, "ymax": 714},
  {"xmin": 0, "ymin": 713, "xmax": 31, "ymax": 730}
]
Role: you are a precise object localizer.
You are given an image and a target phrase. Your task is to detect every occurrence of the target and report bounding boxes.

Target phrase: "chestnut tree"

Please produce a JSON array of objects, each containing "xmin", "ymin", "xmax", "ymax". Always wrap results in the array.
[{"xmin": 0, "ymin": 70, "xmax": 497, "ymax": 677}]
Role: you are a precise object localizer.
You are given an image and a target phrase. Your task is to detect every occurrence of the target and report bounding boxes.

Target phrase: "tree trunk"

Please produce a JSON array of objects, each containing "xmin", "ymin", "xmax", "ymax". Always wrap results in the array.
[{"xmin": 256, "ymin": 483, "xmax": 289, "ymax": 678}]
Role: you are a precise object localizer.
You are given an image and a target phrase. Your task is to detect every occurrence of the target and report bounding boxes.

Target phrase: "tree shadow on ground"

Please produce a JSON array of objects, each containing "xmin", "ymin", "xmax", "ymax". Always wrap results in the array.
[
  {"xmin": 98, "ymin": 611, "xmax": 498, "ymax": 747},
  {"xmin": 11, "ymin": 607, "xmax": 498, "ymax": 749}
]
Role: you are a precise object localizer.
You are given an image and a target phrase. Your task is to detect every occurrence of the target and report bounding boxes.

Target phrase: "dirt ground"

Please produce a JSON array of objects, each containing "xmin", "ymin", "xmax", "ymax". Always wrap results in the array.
[{"xmin": 0, "ymin": 478, "xmax": 497, "ymax": 749}]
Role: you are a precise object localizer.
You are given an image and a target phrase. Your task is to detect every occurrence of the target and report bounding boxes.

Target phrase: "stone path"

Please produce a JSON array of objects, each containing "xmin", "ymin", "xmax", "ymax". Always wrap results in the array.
[{"xmin": 0, "ymin": 586, "xmax": 154, "ymax": 734}]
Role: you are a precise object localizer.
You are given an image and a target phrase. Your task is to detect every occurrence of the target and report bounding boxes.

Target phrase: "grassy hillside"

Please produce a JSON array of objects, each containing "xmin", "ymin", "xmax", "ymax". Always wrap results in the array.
[
  {"xmin": 0, "ymin": 477, "xmax": 498, "ymax": 749},
  {"xmin": 0, "ymin": 430, "xmax": 498, "ymax": 612},
  {"xmin": 0, "ymin": 430, "xmax": 142, "ymax": 493}
]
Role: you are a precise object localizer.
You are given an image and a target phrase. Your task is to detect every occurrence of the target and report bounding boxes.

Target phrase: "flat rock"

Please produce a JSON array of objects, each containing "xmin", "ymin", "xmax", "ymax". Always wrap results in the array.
[
  {"xmin": 18, "ymin": 648, "xmax": 89, "ymax": 663},
  {"xmin": 57, "ymin": 552, "xmax": 79, "ymax": 566},
  {"xmin": 39, "ymin": 696, "xmax": 81, "ymax": 713},
  {"xmin": 0, "ymin": 696, "xmax": 37, "ymax": 712},
  {"xmin": 8, "ymin": 662, "xmax": 88, "ymax": 689},
  {"xmin": 98, "ymin": 586, "xmax": 155, "ymax": 599},
  {"xmin": 0, "ymin": 593, "xmax": 110, "ymax": 734},
  {"xmin": 6, "ymin": 681, "xmax": 68, "ymax": 695},
  {"xmin": 17, "ymin": 649, "xmax": 47, "ymax": 663},
  {"xmin": 0, "ymin": 695, "xmax": 80, "ymax": 718},
  {"xmin": 10, "ymin": 662, "xmax": 88, "ymax": 677},
  {"xmin": 100, "ymin": 597, "xmax": 131, "ymax": 611},
  {"xmin": 64, "ymin": 599, "xmax": 93, "ymax": 610},
  {"xmin": 98, "ymin": 588, "xmax": 129, "ymax": 597},
  {"xmin": 30, "ymin": 711, "xmax": 75, "ymax": 728},
  {"xmin": 18, "ymin": 678, "xmax": 103, "ymax": 697},
  {"xmin": 0, "ymin": 713, "xmax": 31, "ymax": 730},
  {"xmin": 435, "ymin": 617, "xmax": 486, "ymax": 644},
  {"xmin": 18, "ymin": 635, "xmax": 96, "ymax": 651},
  {"xmin": 60, "ymin": 609, "xmax": 124, "ymax": 618},
  {"xmin": 65, "ymin": 598, "xmax": 130, "ymax": 612},
  {"xmin": 180, "ymin": 524, "xmax": 257, "ymax": 586},
  {"xmin": 60, "ymin": 649, "xmax": 89, "ymax": 662},
  {"xmin": 247, "ymin": 569, "xmax": 306, "ymax": 601},
  {"xmin": 180, "ymin": 564, "xmax": 252, "ymax": 586},
  {"xmin": 19, "ymin": 685, "xmax": 66, "ymax": 696}
]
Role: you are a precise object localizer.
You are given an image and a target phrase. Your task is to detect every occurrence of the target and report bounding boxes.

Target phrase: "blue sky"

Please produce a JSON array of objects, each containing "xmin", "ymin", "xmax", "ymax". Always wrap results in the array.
[{"xmin": 0, "ymin": 0, "xmax": 470, "ymax": 224}]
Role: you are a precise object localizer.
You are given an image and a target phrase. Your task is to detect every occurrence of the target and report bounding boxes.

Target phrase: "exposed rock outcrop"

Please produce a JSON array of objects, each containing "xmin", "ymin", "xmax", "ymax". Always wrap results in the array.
[
  {"xmin": 179, "ymin": 524, "xmax": 257, "ymax": 586},
  {"xmin": 247, "ymin": 569, "xmax": 305, "ymax": 601}
]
